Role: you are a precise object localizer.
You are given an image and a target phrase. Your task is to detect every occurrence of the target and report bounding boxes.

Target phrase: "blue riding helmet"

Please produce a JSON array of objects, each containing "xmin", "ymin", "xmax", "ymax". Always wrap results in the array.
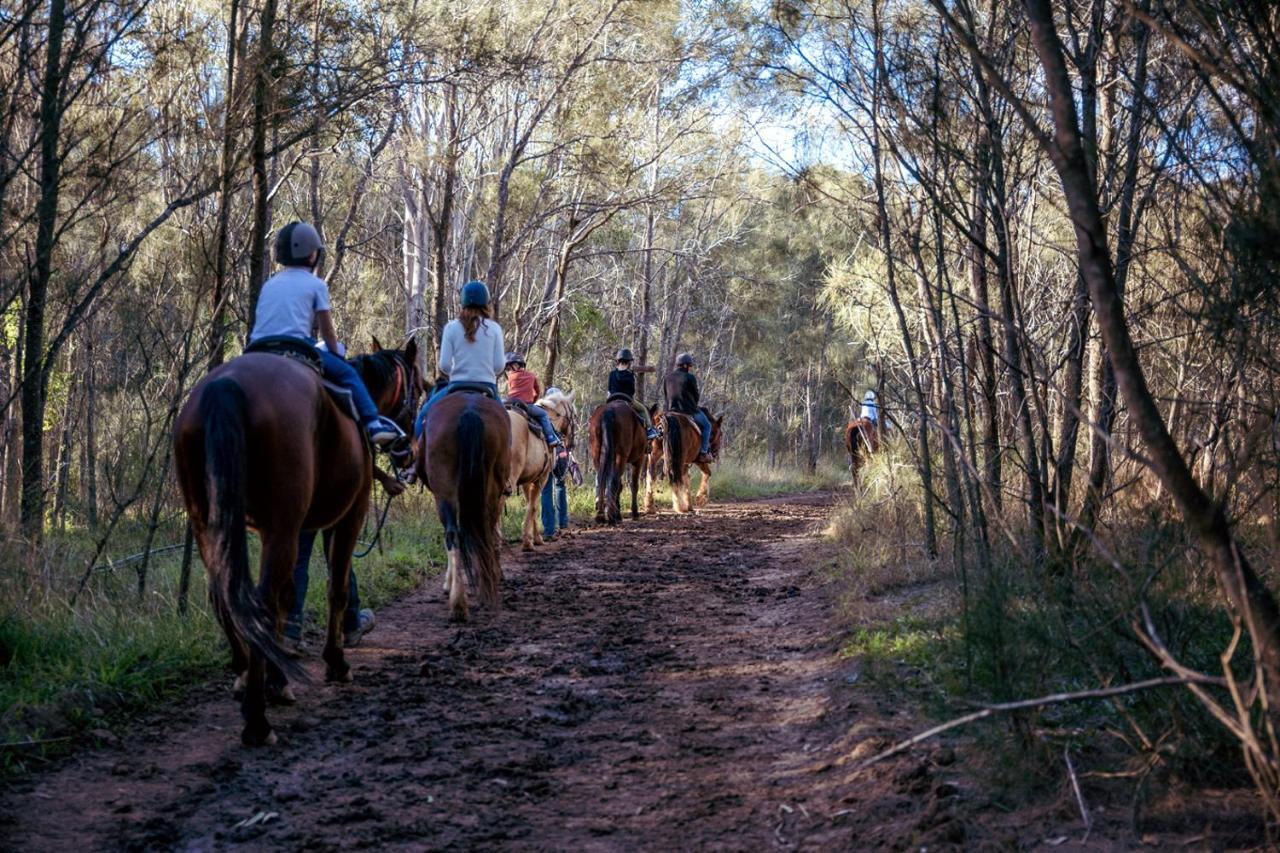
[{"xmin": 461, "ymin": 280, "xmax": 490, "ymax": 308}]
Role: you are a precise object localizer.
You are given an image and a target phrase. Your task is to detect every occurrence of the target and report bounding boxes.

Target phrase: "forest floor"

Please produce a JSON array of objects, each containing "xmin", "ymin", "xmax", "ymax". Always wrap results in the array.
[{"xmin": 0, "ymin": 491, "xmax": 1266, "ymax": 850}]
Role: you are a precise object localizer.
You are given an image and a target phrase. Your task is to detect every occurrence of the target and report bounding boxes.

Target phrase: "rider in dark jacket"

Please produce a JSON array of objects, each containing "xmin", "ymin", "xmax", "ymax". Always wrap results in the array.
[
  {"xmin": 608, "ymin": 348, "xmax": 659, "ymax": 440},
  {"xmin": 662, "ymin": 353, "xmax": 713, "ymax": 463}
]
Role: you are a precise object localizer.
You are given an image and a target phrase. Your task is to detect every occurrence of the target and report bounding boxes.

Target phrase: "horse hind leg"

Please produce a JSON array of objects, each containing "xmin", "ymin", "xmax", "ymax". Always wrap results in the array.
[
  {"xmin": 695, "ymin": 464, "xmax": 710, "ymax": 508},
  {"xmin": 629, "ymin": 464, "xmax": 641, "ymax": 519},
  {"xmin": 321, "ymin": 513, "xmax": 363, "ymax": 685},
  {"xmin": 523, "ymin": 481, "xmax": 540, "ymax": 551},
  {"xmin": 447, "ymin": 545, "xmax": 469, "ymax": 623},
  {"xmin": 259, "ymin": 533, "xmax": 299, "ymax": 705}
]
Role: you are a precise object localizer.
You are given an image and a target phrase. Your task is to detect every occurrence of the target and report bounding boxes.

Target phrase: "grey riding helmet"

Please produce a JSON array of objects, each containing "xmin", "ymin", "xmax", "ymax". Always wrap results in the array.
[
  {"xmin": 676, "ymin": 352, "xmax": 695, "ymax": 367},
  {"xmin": 461, "ymin": 280, "xmax": 490, "ymax": 307},
  {"xmin": 274, "ymin": 222, "xmax": 324, "ymax": 267},
  {"xmin": 505, "ymin": 351, "xmax": 526, "ymax": 367}
]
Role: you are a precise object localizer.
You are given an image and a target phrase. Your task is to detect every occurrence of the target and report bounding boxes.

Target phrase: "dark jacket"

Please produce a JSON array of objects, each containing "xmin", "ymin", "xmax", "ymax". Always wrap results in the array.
[
  {"xmin": 663, "ymin": 369, "xmax": 700, "ymax": 414},
  {"xmin": 608, "ymin": 368, "xmax": 636, "ymax": 398}
]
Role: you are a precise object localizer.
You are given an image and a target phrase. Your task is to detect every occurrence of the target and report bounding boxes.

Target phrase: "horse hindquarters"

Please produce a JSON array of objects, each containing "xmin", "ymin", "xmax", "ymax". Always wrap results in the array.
[
  {"xmin": 446, "ymin": 406, "xmax": 502, "ymax": 622},
  {"xmin": 663, "ymin": 413, "xmax": 687, "ymax": 512},
  {"xmin": 196, "ymin": 378, "xmax": 297, "ymax": 746}
]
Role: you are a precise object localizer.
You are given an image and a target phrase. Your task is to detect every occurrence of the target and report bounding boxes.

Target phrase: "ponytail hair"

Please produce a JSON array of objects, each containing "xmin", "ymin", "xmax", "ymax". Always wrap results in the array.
[{"xmin": 460, "ymin": 304, "xmax": 490, "ymax": 342}]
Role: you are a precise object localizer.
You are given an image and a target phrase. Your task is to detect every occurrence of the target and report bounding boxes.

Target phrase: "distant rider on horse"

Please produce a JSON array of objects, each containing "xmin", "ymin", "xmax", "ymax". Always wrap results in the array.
[
  {"xmin": 414, "ymin": 280, "xmax": 505, "ymax": 437},
  {"xmin": 860, "ymin": 389, "xmax": 879, "ymax": 425},
  {"xmin": 249, "ymin": 221, "xmax": 403, "ymax": 448},
  {"xmin": 503, "ymin": 352, "xmax": 570, "ymax": 477},
  {"xmin": 608, "ymin": 348, "xmax": 660, "ymax": 441},
  {"xmin": 663, "ymin": 352, "xmax": 715, "ymax": 464}
]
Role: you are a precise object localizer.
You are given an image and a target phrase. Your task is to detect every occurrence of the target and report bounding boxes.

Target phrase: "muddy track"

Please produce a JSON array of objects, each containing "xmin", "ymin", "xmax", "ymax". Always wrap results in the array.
[{"xmin": 2, "ymin": 492, "xmax": 970, "ymax": 851}]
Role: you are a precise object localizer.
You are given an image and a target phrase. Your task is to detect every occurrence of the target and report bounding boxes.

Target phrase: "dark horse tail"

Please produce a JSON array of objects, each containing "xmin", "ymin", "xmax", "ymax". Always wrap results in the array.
[
  {"xmin": 599, "ymin": 406, "xmax": 618, "ymax": 522},
  {"xmin": 446, "ymin": 406, "xmax": 501, "ymax": 608},
  {"xmin": 200, "ymin": 378, "xmax": 299, "ymax": 679},
  {"xmin": 664, "ymin": 413, "xmax": 683, "ymax": 486}
]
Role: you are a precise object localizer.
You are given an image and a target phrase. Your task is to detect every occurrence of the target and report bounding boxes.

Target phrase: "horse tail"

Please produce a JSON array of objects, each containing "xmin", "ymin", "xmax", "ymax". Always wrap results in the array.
[
  {"xmin": 600, "ymin": 407, "xmax": 620, "ymax": 520},
  {"xmin": 454, "ymin": 405, "xmax": 501, "ymax": 609},
  {"xmin": 664, "ymin": 413, "xmax": 683, "ymax": 486},
  {"xmin": 200, "ymin": 379, "xmax": 299, "ymax": 680}
]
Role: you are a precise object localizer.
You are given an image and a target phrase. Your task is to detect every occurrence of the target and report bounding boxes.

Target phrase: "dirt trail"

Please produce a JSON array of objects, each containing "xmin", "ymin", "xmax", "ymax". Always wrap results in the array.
[{"xmin": 3, "ymin": 492, "xmax": 980, "ymax": 850}]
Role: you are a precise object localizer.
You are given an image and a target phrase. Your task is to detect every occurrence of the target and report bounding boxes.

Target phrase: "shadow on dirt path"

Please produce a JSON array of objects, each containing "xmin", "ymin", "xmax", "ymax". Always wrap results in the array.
[{"xmin": 3, "ymin": 492, "xmax": 983, "ymax": 850}]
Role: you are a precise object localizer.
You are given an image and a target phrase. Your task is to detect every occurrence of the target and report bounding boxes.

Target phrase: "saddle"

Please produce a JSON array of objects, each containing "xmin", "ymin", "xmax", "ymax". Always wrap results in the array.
[
  {"xmin": 446, "ymin": 382, "xmax": 498, "ymax": 399},
  {"xmin": 504, "ymin": 398, "xmax": 544, "ymax": 440},
  {"xmin": 243, "ymin": 337, "xmax": 358, "ymax": 424},
  {"xmin": 606, "ymin": 392, "xmax": 633, "ymax": 404},
  {"xmin": 244, "ymin": 335, "xmax": 322, "ymax": 374}
]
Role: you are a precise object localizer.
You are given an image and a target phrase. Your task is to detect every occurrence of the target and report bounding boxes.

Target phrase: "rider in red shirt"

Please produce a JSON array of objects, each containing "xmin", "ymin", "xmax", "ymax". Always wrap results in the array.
[{"xmin": 503, "ymin": 353, "xmax": 568, "ymax": 473}]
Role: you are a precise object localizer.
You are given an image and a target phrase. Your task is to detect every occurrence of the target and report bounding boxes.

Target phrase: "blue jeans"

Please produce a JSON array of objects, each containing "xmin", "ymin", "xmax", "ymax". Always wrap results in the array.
[
  {"xmin": 521, "ymin": 402, "xmax": 561, "ymax": 446},
  {"xmin": 414, "ymin": 380, "xmax": 500, "ymax": 438},
  {"xmin": 541, "ymin": 476, "xmax": 568, "ymax": 537},
  {"xmin": 693, "ymin": 409, "xmax": 712, "ymax": 455},
  {"xmin": 285, "ymin": 531, "xmax": 362, "ymax": 637},
  {"xmin": 319, "ymin": 350, "xmax": 379, "ymax": 425}
]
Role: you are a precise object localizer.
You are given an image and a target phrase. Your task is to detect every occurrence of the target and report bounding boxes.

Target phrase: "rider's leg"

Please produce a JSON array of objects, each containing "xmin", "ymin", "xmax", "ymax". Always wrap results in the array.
[
  {"xmin": 527, "ymin": 404, "xmax": 562, "ymax": 446},
  {"xmin": 284, "ymin": 531, "xmax": 316, "ymax": 644},
  {"xmin": 415, "ymin": 383, "xmax": 449, "ymax": 438},
  {"xmin": 540, "ymin": 476, "xmax": 556, "ymax": 538},
  {"xmin": 319, "ymin": 350, "xmax": 400, "ymax": 444},
  {"xmin": 693, "ymin": 408, "xmax": 713, "ymax": 456},
  {"xmin": 555, "ymin": 477, "xmax": 569, "ymax": 530},
  {"xmin": 631, "ymin": 399, "xmax": 659, "ymax": 439}
]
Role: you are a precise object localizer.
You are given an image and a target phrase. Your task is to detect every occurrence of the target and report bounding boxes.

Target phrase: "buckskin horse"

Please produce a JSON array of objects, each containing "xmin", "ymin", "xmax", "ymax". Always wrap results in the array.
[
  {"xmin": 589, "ymin": 395, "xmax": 649, "ymax": 524},
  {"xmin": 416, "ymin": 387, "xmax": 510, "ymax": 622},
  {"xmin": 506, "ymin": 389, "xmax": 575, "ymax": 550},
  {"xmin": 845, "ymin": 416, "xmax": 880, "ymax": 485},
  {"xmin": 660, "ymin": 408, "xmax": 725, "ymax": 513},
  {"xmin": 173, "ymin": 337, "xmax": 420, "ymax": 746}
]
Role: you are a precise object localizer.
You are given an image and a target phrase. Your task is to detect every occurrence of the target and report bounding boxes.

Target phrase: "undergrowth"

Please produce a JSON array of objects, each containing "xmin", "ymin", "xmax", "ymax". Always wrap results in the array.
[
  {"xmin": 826, "ymin": 438, "xmax": 1253, "ymax": 806},
  {"xmin": 0, "ymin": 452, "xmax": 840, "ymax": 776}
]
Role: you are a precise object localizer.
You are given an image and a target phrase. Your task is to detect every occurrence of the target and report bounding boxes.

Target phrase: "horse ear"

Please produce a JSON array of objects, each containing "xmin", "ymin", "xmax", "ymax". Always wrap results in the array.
[
  {"xmin": 404, "ymin": 335, "xmax": 418, "ymax": 361},
  {"xmin": 714, "ymin": 412, "xmax": 725, "ymax": 425},
  {"xmin": 372, "ymin": 335, "xmax": 384, "ymax": 352}
]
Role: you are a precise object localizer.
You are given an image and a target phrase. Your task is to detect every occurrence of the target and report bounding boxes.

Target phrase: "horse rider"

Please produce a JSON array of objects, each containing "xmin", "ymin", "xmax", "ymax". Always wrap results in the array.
[
  {"xmin": 503, "ymin": 352, "xmax": 570, "ymax": 477},
  {"xmin": 860, "ymin": 389, "xmax": 879, "ymax": 425},
  {"xmin": 250, "ymin": 221, "xmax": 404, "ymax": 448},
  {"xmin": 663, "ymin": 352, "xmax": 715, "ymax": 464},
  {"xmin": 609, "ymin": 348, "xmax": 660, "ymax": 441},
  {"xmin": 413, "ymin": 280, "xmax": 505, "ymax": 437}
]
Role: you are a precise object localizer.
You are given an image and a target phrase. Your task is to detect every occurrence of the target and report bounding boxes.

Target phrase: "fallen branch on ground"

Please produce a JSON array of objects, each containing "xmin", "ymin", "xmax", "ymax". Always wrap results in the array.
[{"xmin": 854, "ymin": 673, "xmax": 1226, "ymax": 771}]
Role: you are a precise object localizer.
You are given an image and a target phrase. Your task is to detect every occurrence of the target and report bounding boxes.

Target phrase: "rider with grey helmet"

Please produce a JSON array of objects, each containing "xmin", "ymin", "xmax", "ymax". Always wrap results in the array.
[
  {"xmin": 608, "ymin": 348, "xmax": 659, "ymax": 440},
  {"xmin": 503, "ymin": 352, "xmax": 569, "ymax": 478},
  {"xmin": 249, "ymin": 221, "xmax": 403, "ymax": 447},
  {"xmin": 413, "ymin": 280, "xmax": 506, "ymax": 437},
  {"xmin": 662, "ymin": 352, "xmax": 714, "ymax": 463},
  {"xmin": 860, "ymin": 389, "xmax": 879, "ymax": 425}
]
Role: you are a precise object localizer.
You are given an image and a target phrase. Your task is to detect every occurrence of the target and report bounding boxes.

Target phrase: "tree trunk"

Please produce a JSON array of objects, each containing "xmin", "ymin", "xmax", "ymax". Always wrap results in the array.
[
  {"xmin": 209, "ymin": 0, "xmax": 242, "ymax": 368},
  {"xmin": 20, "ymin": 0, "xmax": 68, "ymax": 545},
  {"xmin": 245, "ymin": 0, "xmax": 279, "ymax": 332}
]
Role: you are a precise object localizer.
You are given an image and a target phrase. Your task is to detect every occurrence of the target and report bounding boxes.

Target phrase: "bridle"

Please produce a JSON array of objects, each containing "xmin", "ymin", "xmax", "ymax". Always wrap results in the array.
[{"xmin": 382, "ymin": 351, "xmax": 421, "ymax": 433}]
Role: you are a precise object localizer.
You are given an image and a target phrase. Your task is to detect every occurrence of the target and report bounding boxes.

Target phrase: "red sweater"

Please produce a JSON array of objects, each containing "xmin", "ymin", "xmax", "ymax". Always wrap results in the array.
[{"xmin": 506, "ymin": 367, "xmax": 541, "ymax": 404}]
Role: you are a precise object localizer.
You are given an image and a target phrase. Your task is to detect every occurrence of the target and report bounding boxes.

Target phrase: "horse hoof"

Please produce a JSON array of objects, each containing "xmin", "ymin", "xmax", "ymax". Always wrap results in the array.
[
  {"xmin": 242, "ymin": 726, "xmax": 277, "ymax": 747},
  {"xmin": 232, "ymin": 672, "xmax": 247, "ymax": 700},
  {"xmin": 267, "ymin": 684, "xmax": 297, "ymax": 706},
  {"xmin": 325, "ymin": 666, "xmax": 353, "ymax": 684}
]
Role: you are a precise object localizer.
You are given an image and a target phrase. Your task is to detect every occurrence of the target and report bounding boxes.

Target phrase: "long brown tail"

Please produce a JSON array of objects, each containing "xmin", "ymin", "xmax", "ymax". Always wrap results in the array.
[
  {"xmin": 664, "ymin": 413, "xmax": 683, "ymax": 486},
  {"xmin": 200, "ymin": 379, "xmax": 300, "ymax": 680},
  {"xmin": 450, "ymin": 406, "xmax": 501, "ymax": 608}
]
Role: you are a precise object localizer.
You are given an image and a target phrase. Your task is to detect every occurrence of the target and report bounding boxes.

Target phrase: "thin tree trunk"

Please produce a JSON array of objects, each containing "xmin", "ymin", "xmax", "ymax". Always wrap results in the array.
[
  {"xmin": 246, "ymin": 0, "xmax": 279, "ymax": 332},
  {"xmin": 209, "ymin": 0, "xmax": 242, "ymax": 369}
]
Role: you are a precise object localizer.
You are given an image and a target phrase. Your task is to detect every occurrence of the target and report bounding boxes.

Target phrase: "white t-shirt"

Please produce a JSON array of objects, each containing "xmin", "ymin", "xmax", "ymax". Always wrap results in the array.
[
  {"xmin": 249, "ymin": 267, "xmax": 330, "ymax": 343},
  {"xmin": 438, "ymin": 318, "xmax": 505, "ymax": 384}
]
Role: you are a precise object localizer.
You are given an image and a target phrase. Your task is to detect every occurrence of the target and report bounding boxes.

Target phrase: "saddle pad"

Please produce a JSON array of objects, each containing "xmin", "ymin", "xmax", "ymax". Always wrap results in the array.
[
  {"xmin": 504, "ymin": 400, "xmax": 544, "ymax": 438},
  {"xmin": 244, "ymin": 336, "xmax": 322, "ymax": 373},
  {"xmin": 446, "ymin": 382, "xmax": 497, "ymax": 398},
  {"xmin": 321, "ymin": 381, "xmax": 359, "ymax": 423}
]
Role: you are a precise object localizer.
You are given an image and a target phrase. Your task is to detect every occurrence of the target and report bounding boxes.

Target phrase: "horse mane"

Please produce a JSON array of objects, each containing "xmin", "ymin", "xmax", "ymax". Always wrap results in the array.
[{"xmin": 350, "ymin": 349, "xmax": 401, "ymax": 396}]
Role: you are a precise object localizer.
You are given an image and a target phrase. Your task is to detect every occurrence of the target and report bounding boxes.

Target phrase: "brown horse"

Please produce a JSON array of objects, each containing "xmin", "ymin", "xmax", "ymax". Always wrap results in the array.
[
  {"xmin": 173, "ymin": 339, "xmax": 420, "ymax": 746},
  {"xmin": 589, "ymin": 397, "xmax": 649, "ymax": 524},
  {"xmin": 416, "ymin": 389, "xmax": 510, "ymax": 622},
  {"xmin": 660, "ymin": 409, "xmax": 725, "ymax": 513},
  {"xmin": 506, "ymin": 390, "xmax": 575, "ymax": 550},
  {"xmin": 845, "ymin": 417, "xmax": 880, "ymax": 484}
]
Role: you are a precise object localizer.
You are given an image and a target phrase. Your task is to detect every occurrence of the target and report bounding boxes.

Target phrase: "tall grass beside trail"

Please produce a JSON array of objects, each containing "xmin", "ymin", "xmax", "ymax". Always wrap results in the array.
[
  {"xmin": 826, "ymin": 438, "xmax": 1252, "ymax": 801},
  {"xmin": 0, "ymin": 453, "xmax": 841, "ymax": 775}
]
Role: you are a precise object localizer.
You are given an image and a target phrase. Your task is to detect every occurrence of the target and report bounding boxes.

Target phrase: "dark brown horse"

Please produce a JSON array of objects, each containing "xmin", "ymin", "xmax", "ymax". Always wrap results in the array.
[
  {"xmin": 173, "ymin": 338, "xmax": 420, "ymax": 746},
  {"xmin": 589, "ymin": 397, "xmax": 649, "ymax": 524},
  {"xmin": 844, "ymin": 417, "xmax": 880, "ymax": 484},
  {"xmin": 415, "ymin": 389, "xmax": 510, "ymax": 622},
  {"xmin": 660, "ymin": 409, "xmax": 724, "ymax": 513}
]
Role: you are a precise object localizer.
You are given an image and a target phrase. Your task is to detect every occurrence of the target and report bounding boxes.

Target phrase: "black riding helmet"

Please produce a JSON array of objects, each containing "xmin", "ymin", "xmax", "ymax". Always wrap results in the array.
[
  {"xmin": 615, "ymin": 348, "xmax": 634, "ymax": 363},
  {"xmin": 274, "ymin": 222, "xmax": 325, "ymax": 268},
  {"xmin": 676, "ymin": 352, "xmax": 695, "ymax": 368}
]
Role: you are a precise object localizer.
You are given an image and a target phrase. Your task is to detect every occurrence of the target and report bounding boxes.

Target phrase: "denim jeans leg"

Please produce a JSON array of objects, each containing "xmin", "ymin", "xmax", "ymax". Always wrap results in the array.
[
  {"xmin": 555, "ymin": 479, "xmax": 568, "ymax": 529},
  {"xmin": 693, "ymin": 409, "xmax": 712, "ymax": 455},
  {"xmin": 319, "ymin": 350, "xmax": 378, "ymax": 423},
  {"xmin": 540, "ymin": 476, "xmax": 556, "ymax": 537},
  {"xmin": 287, "ymin": 531, "xmax": 317, "ymax": 638},
  {"xmin": 528, "ymin": 404, "xmax": 561, "ymax": 445}
]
